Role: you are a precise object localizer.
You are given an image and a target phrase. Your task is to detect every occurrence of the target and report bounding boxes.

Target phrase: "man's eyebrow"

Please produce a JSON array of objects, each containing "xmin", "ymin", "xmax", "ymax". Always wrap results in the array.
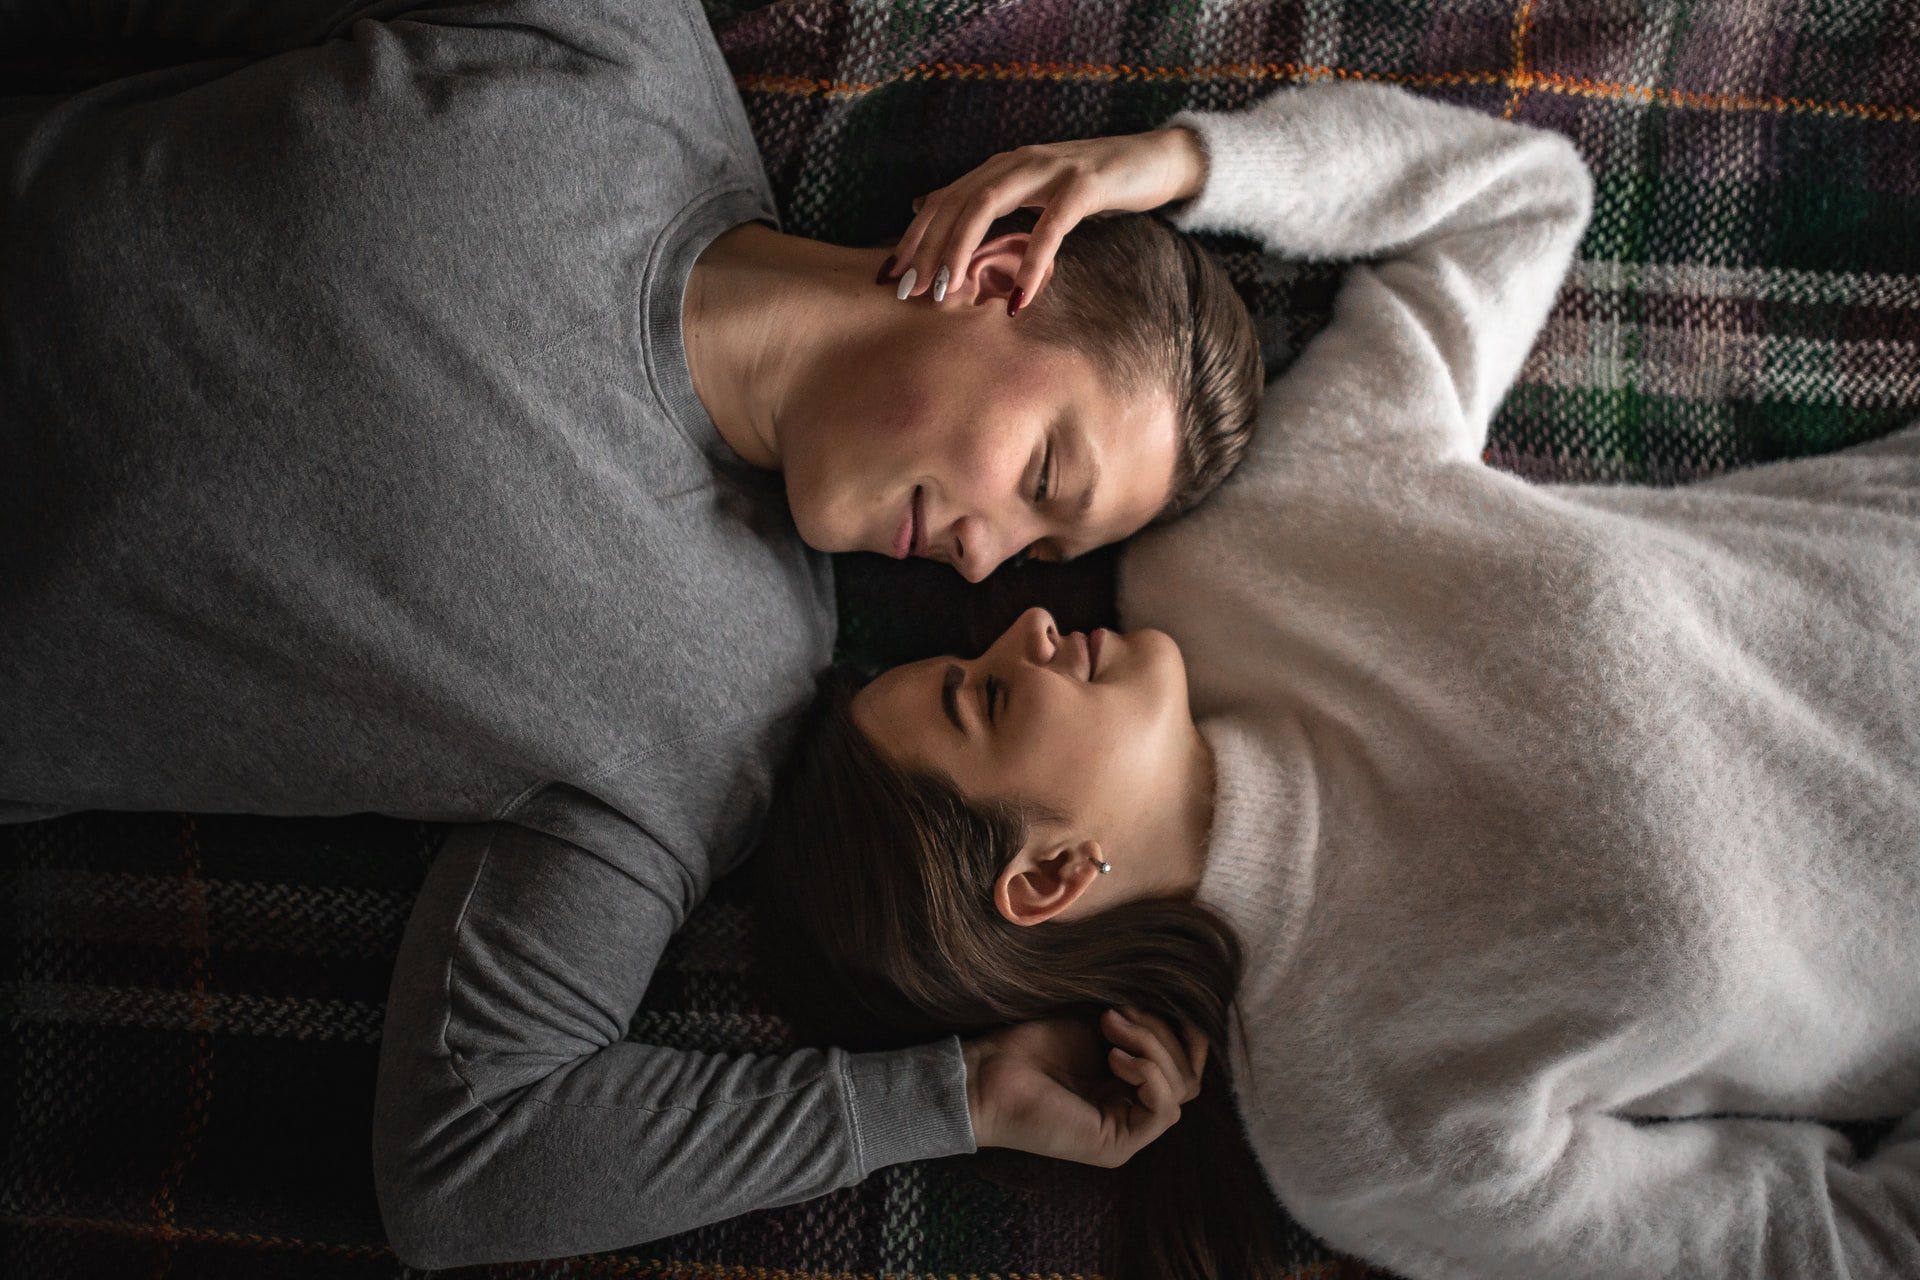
[
  {"xmin": 1048, "ymin": 426, "xmax": 1100, "ymax": 564},
  {"xmin": 941, "ymin": 663, "xmax": 967, "ymax": 735},
  {"xmin": 1076, "ymin": 434, "xmax": 1101, "ymax": 521}
]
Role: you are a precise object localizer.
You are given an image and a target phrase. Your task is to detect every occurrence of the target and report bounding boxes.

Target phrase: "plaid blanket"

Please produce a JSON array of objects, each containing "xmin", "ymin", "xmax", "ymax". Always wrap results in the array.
[{"xmin": 6, "ymin": 2, "xmax": 1918, "ymax": 1276}]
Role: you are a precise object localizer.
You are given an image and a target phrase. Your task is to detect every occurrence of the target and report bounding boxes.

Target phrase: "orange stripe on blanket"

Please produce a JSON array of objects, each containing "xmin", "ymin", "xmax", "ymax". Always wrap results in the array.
[
  {"xmin": 734, "ymin": 60, "xmax": 1920, "ymax": 124},
  {"xmin": 6, "ymin": 1214, "xmax": 395, "ymax": 1260},
  {"xmin": 1503, "ymin": 0, "xmax": 1539, "ymax": 119}
]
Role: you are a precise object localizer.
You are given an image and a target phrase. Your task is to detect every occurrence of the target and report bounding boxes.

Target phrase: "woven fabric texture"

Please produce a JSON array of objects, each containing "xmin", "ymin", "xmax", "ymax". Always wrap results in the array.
[{"xmin": 6, "ymin": 1, "xmax": 1920, "ymax": 1276}]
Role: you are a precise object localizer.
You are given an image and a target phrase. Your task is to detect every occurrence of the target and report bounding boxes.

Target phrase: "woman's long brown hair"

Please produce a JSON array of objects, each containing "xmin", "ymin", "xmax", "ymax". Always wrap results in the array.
[{"xmin": 752, "ymin": 667, "xmax": 1301, "ymax": 1277}]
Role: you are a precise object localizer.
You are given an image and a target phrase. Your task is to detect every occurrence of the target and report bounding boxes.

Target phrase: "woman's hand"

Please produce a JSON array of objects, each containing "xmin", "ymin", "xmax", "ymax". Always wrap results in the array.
[
  {"xmin": 961, "ymin": 1006, "xmax": 1210, "ymax": 1167},
  {"xmin": 887, "ymin": 127, "xmax": 1207, "ymax": 311}
]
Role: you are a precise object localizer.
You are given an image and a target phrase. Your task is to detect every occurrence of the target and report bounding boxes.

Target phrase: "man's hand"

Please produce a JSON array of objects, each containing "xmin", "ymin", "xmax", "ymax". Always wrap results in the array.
[{"xmin": 962, "ymin": 1006, "xmax": 1209, "ymax": 1167}]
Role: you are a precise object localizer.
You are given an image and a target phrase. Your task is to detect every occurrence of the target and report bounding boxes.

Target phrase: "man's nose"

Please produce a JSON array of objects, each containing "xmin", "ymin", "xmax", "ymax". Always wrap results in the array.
[
  {"xmin": 950, "ymin": 512, "xmax": 1036, "ymax": 584},
  {"xmin": 948, "ymin": 514, "xmax": 998, "ymax": 583}
]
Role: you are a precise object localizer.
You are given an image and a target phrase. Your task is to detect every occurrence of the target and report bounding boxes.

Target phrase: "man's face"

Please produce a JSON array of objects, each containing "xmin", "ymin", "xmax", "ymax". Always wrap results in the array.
[{"xmin": 777, "ymin": 315, "xmax": 1179, "ymax": 581}]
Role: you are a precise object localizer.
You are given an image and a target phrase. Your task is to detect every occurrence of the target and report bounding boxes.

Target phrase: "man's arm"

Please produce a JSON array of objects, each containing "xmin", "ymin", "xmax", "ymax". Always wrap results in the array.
[
  {"xmin": 372, "ymin": 804, "xmax": 976, "ymax": 1270},
  {"xmin": 0, "ymin": 0, "xmax": 415, "ymax": 58},
  {"xmin": 1162, "ymin": 80, "xmax": 1594, "ymax": 466}
]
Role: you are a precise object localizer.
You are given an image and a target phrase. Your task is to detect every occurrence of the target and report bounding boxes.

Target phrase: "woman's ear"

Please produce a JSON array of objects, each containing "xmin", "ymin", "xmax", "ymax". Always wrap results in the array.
[
  {"xmin": 961, "ymin": 232, "xmax": 1053, "ymax": 307},
  {"xmin": 994, "ymin": 837, "xmax": 1105, "ymax": 926}
]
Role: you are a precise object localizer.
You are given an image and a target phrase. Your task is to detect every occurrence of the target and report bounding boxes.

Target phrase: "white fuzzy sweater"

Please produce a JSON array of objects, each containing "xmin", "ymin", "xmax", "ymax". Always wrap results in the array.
[{"xmin": 1122, "ymin": 81, "xmax": 1920, "ymax": 1280}]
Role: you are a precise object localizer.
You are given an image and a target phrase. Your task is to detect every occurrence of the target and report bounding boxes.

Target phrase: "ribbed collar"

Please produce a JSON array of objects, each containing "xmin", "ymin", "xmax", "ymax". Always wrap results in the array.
[
  {"xmin": 642, "ymin": 185, "xmax": 779, "ymax": 475},
  {"xmin": 1194, "ymin": 713, "xmax": 1320, "ymax": 995}
]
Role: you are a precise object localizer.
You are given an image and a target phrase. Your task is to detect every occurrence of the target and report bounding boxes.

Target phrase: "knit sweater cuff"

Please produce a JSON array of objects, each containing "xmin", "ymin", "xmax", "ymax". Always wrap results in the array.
[
  {"xmin": 840, "ymin": 1034, "xmax": 977, "ymax": 1176},
  {"xmin": 1160, "ymin": 100, "xmax": 1313, "ymax": 238}
]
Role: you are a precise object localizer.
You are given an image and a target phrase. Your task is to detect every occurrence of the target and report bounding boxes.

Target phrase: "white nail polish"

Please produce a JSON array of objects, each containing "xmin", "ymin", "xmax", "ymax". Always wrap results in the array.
[
  {"xmin": 895, "ymin": 267, "xmax": 917, "ymax": 301},
  {"xmin": 932, "ymin": 265, "xmax": 950, "ymax": 303}
]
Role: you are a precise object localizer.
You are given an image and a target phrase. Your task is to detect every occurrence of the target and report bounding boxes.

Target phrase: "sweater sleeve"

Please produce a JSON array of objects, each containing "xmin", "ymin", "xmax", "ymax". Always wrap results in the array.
[
  {"xmin": 1284, "ymin": 1105, "xmax": 1920, "ymax": 1280},
  {"xmin": 1161, "ymin": 80, "xmax": 1592, "ymax": 465},
  {"xmin": 372, "ymin": 807, "xmax": 976, "ymax": 1270}
]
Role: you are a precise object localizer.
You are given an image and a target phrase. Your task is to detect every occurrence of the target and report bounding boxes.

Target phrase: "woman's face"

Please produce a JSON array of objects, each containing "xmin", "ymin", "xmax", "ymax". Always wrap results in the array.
[
  {"xmin": 776, "ymin": 288, "xmax": 1179, "ymax": 583},
  {"xmin": 851, "ymin": 607, "xmax": 1200, "ymax": 869}
]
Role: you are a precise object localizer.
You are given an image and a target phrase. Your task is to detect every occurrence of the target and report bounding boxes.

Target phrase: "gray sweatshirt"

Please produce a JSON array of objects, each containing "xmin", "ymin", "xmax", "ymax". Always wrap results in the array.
[{"xmin": 0, "ymin": 0, "xmax": 974, "ymax": 1265}]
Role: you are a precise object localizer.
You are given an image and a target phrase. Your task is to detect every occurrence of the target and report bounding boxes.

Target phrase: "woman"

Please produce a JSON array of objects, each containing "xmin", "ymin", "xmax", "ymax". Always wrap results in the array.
[{"xmin": 756, "ymin": 80, "xmax": 1920, "ymax": 1279}]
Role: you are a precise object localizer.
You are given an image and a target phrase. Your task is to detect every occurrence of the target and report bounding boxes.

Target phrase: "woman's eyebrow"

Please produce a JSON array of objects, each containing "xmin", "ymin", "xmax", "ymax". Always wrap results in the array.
[{"xmin": 941, "ymin": 663, "xmax": 967, "ymax": 734}]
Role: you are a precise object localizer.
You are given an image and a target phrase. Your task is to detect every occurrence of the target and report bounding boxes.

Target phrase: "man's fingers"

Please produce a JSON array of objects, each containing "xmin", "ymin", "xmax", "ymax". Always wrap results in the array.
[
  {"xmin": 1110, "ymin": 1007, "xmax": 1209, "ymax": 1103},
  {"xmin": 1110, "ymin": 1007, "xmax": 1187, "ymax": 1089},
  {"xmin": 1182, "ymin": 1023, "xmax": 1211, "ymax": 1101},
  {"xmin": 1107, "ymin": 1047, "xmax": 1180, "ymax": 1164}
]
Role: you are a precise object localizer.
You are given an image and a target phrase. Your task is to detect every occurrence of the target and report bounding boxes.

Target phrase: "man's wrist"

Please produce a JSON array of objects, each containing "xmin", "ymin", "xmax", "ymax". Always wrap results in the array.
[{"xmin": 960, "ymin": 1037, "xmax": 995, "ymax": 1148}]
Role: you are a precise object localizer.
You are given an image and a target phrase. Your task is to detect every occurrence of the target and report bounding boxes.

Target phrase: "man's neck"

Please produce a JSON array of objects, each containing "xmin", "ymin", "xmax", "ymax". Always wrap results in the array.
[{"xmin": 682, "ymin": 224, "xmax": 885, "ymax": 471}]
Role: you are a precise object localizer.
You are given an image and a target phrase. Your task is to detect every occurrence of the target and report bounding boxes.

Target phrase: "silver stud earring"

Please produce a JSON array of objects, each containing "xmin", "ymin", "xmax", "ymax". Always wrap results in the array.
[{"xmin": 1092, "ymin": 853, "xmax": 1112, "ymax": 875}]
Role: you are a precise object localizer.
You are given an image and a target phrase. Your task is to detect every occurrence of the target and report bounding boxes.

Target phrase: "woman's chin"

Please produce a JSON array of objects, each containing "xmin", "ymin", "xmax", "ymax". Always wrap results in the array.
[{"xmin": 1129, "ymin": 625, "xmax": 1186, "ymax": 664}]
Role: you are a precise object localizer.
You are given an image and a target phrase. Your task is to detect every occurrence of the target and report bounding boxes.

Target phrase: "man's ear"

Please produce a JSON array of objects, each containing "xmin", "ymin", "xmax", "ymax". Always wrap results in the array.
[
  {"xmin": 958, "ymin": 231, "xmax": 1054, "ymax": 307},
  {"xmin": 994, "ymin": 837, "xmax": 1105, "ymax": 926}
]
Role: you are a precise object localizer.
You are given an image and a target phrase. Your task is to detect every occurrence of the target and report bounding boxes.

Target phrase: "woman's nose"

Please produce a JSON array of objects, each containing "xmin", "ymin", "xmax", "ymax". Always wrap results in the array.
[
  {"xmin": 981, "ymin": 606, "xmax": 1055, "ymax": 669},
  {"xmin": 1013, "ymin": 606, "xmax": 1059, "ymax": 664}
]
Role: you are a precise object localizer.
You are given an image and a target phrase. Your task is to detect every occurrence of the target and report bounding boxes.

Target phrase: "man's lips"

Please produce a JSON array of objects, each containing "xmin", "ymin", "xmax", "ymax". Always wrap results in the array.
[
  {"xmin": 1087, "ymin": 628, "xmax": 1106, "ymax": 680},
  {"xmin": 890, "ymin": 485, "xmax": 923, "ymax": 560}
]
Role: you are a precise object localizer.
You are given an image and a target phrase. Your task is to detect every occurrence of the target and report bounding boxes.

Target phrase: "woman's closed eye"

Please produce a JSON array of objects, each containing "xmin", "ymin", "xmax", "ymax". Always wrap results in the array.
[{"xmin": 985, "ymin": 673, "xmax": 1003, "ymax": 725}]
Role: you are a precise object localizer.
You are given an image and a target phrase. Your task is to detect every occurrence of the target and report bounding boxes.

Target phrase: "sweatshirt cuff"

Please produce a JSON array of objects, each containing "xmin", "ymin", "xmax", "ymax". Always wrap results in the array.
[{"xmin": 840, "ymin": 1034, "xmax": 977, "ymax": 1176}]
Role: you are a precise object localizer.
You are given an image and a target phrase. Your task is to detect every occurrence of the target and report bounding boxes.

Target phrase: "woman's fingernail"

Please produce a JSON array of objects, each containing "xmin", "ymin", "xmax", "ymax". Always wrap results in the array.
[
  {"xmin": 1008, "ymin": 286, "xmax": 1025, "ymax": 317},
  {"xmin": 895, "ymin": 267, "xmax": 917, "ymax": 301},
  {"xmin": 875, "ymin": 255, "xmax": 896, "ymax": 285},
  {"xmin": 932, "ymin": 265, "xmax": 950, "ymax": 303}
]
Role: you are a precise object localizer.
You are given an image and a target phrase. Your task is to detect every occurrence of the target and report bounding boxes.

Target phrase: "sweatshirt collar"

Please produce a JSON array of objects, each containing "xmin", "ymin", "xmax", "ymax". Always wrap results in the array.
[{"xmin": 644, "ymin": 186, "xmax": 781, "ymax": 478}]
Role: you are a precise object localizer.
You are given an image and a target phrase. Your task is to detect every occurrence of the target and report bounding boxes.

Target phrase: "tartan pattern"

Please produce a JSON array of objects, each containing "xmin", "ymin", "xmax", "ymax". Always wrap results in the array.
[{"xmin": 6, "ymin": 0, "xmax": 1920, "ymax": 1276}]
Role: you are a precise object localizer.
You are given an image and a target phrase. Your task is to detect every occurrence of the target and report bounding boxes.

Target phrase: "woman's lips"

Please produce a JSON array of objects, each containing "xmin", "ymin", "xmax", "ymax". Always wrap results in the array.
[
  {"xmin": 1087, "ymin": 628, "xmax": 1105, "ymax": 680},
  {"xmin": 911, "ymin": 486, "xmax": 928, "ymax": 557}
]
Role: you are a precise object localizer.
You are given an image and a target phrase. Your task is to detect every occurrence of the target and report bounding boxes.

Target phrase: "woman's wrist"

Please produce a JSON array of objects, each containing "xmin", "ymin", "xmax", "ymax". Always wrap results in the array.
[{"xmin": 1155, "ymin": 125, "xmax": 1207, "ymax": 205}]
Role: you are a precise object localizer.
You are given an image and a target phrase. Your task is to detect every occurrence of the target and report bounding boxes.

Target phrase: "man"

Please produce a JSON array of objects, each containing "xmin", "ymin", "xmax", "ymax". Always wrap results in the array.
[{"xmin": 1, "ymin": 0, "xmax": 1259, "ymax": 1264}]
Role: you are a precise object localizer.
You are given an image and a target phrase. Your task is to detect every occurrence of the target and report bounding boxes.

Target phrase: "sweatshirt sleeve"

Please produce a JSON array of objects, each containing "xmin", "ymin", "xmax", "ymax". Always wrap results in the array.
[
  {"xmin": 1161, "ymin": 80, "xmax": 1593, "ymax": 465},
  {"xmin": 372, "ymin": 809, "xmax": 976, "ymax": 1270},
  {"xmin": 1283, "ymin": 1105, "xmax": 1920, "ymax": 1280},
  {"xmin": 0, "ymin": 0, "xmax": 406, "ymax": 57}
]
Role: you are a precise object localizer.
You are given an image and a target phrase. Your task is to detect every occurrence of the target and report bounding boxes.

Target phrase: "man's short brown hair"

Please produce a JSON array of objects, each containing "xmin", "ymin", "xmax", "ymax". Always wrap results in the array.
[{"xmin": 1000, "ymin": 209, "xmax": 1264, "ymax": 519}]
